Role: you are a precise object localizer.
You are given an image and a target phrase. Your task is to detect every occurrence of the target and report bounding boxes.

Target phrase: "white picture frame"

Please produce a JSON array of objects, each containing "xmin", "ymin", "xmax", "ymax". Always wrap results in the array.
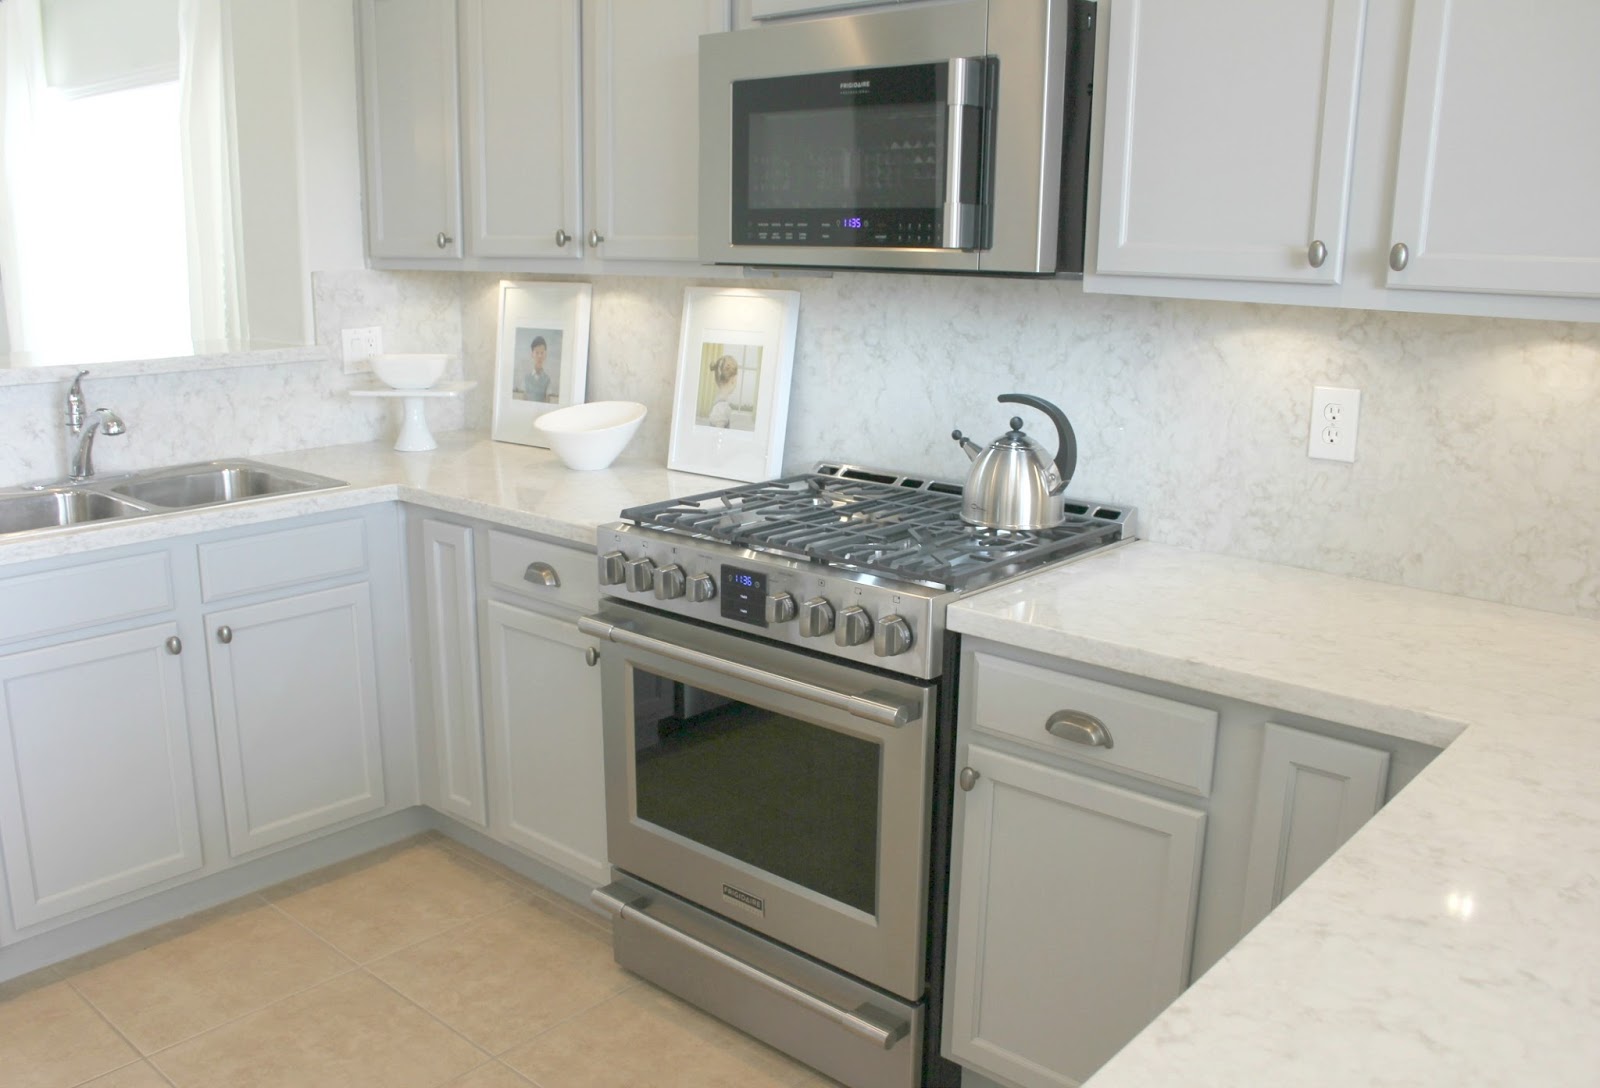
[
  {"xmin": 667, "ymin": 287, "xmax": 801, "ymax": 482},
  {"xmin": 491, "ymin": 281, "xmax": 592, "ymax": 446}
]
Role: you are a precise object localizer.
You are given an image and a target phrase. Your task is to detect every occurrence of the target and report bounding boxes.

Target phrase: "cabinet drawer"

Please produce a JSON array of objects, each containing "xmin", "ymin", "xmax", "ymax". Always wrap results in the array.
[
  {"xmin": 198, "ymin": 518, "xmax": 369, "ymax": 601},
  {"xmin": 486, "ymin": 529, "xmax": 597, "ymax": 612},
  {"xmin": 0, "ymin": 552, "xmax": 174, "ymax": 645},
  {"xmin": 969, "ymin": 651, "xmax": 1218, "ymax": 796}
]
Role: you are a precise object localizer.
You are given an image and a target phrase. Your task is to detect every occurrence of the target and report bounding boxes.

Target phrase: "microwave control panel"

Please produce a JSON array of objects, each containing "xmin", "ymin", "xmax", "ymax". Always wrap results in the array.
[{"xmin": 736, "ymin": 210, "xmax": 948, "ymax": 249}]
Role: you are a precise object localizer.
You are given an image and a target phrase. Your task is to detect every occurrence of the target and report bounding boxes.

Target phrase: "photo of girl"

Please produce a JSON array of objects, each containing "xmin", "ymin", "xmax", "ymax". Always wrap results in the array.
[{"xmin": 695, "ymin": 342, "xmax": 761, "ymax": 431}]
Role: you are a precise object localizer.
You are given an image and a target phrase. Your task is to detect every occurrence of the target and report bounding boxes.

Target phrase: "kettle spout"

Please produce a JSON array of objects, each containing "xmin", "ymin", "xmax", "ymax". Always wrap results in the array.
[{"xmin": 951, "ymin": 429, "xmax": 981, "ymax": 461}]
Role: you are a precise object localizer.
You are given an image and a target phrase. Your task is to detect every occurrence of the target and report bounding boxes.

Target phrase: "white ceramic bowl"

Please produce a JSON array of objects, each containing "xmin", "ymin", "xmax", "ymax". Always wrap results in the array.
[
  {"xmin": 533, "ymin": 401, "xmax": 647, "ymax": 471},
  {"xmin": 371, "ymin": 353, "xmax": 449, "ymax": 390}
]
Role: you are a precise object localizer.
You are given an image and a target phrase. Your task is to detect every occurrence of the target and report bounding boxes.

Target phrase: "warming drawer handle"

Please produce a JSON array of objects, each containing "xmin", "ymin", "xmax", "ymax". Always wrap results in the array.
[
  {"xmin": 590, "ymin": 884, "xmax": 911, "ymax": 1051},
  {"xmin": 577, "ymin": 615, "xmax": 913, "ymax": 728}
]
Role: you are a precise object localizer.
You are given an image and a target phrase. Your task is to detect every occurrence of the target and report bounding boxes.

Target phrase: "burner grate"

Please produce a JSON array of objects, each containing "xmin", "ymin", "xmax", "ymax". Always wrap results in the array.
[{"xmin": 622, "ymin": 469, "xmax": 1129, "ymax": 591}]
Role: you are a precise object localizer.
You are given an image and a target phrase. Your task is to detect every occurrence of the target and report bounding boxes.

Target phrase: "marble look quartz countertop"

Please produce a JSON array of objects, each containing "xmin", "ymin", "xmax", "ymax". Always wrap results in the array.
[
  {"xmin": 0, "ymin": 434, "xmax": 735, "ymax": 570},
  {"xmin": 949, "ymin": 541, "xmax": 1600, "ymax": 1086}
]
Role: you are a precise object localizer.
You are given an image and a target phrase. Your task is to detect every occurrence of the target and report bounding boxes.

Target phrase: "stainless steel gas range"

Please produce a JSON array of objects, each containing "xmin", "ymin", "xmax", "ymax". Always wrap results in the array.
[{"xmin": 580, "ymin": 464, "xmax": 1132, "ymax": 1088}]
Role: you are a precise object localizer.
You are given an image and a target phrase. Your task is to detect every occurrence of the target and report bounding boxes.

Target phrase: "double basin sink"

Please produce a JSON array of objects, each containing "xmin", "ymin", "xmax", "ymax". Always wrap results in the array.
[{"xmin": 0, "ymin": 460, "xmax": 347, "ymax": 537}]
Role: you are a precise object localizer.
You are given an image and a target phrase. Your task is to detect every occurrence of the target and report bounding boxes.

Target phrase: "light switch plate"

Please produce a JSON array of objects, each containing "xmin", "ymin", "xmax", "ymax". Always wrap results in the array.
[{"xmin": 341, "ymin": 327, "xmax": 383, "ymax": 374}]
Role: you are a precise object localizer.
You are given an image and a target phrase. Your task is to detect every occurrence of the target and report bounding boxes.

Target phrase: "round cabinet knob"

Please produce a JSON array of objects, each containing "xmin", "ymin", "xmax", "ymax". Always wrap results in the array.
[
  {"xmin": 798, "ymin": 597, "xmax": 835, "ymax": 638},
  {"xmin": 555, "ymin": 228, "xmax": 571, "ymax": 247},
  {"xmin": 584, "ymin": 646, "xmax": 600, "ymax": 667},
  {"xmin": 436, "ymin": 231, "xmax": 453, "ymax": 250},
  {"xmin": 873, "ymin": 614, "xmax": 914, "ymax": 658},
  {"xmin": 764, "ymin": 591, "xmax": 797, "ymax": 625},
  {"xmin": 689, "ymin": 573, "xmax": 717, "ymax": 603},
  {"xmin": 624, "ymin": 557, "xmax": 657, "ymax": 593},
  {"xmin": 835, "ymin": 605, "xmax": 873, "ymax": 648},
  {"xmin": 216, "ymin": 625, "xmax": 233, "ymax": 644},
  {"xmin": 1389, "ymin": 242, "xmax": 1410, "ymax": 272},
  {"xmin": 587, "ymin": 228, "xmax": 605, "ymax": 248},
  {"xmin": 958, "ymin": 767, "xmax": 981, "ymax": 792},
  {"xmin": 1307, "ymin": 239, "xmax": 1327, "ymax": 268},
  {"xmin": 165, "ymin": 636, "xmax": 182, "ymax": 655},
  {"xmin": 597, "ymin": 550, "xmax": 627, "ymax": 586},
  {"xmin": 655, "ymin": 563, "xmax": 686, "ymax": 600}
]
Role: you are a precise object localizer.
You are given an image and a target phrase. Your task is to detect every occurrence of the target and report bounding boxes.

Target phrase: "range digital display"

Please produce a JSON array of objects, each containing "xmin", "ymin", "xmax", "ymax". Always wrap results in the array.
[{"xmin": 720, "ymin": 565, "xmax": 768, "ymax": 627}]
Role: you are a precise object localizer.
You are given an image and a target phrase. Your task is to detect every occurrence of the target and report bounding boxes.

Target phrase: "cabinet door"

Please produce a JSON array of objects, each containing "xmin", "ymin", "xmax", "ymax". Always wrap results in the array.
[
  {"xmin": 481, "ymin": 600, "xmax": 608, "ymax": 885},
  {"xmin": 1386, "ymin": 0, "xmax": 1600, "ymax": 297},
  {"xmin": 459, "ymin": 0, "xmax": 582, "ymax": 258},
  {"xmin": 1240, "ymin": 723, "xmax": 1388, "ymax": 932},
  {"xmin": 420, "ymin": 520, "xmax": 487, "ymax": 827},
  {"xmin": 359, "ymin": 0, "xmax": 463, "ymax": 258},
  {"xmin": 581, "ymin": 0, "xmax": 727, "ymax": 261},
  {"xmin": 1093, "ymin": 0, "xmax": 1366, "ymax": 284},
  {"xmin": 947, "ymin": 744, "xmax": 1204, "ymax": 1088},
  {"xmin": 207, "ymin": 585, "xmax": 387, "ymax": 856},
  {"xmin": 0, "ymin": 624, "xmax": 203, "ymax": 930}
]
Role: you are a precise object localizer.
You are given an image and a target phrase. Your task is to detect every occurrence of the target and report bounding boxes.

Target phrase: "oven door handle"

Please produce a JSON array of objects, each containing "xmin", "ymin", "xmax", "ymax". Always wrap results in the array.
[
  {"xmin": 578, "ymin": 616, "xmax": 914, "ymax": 728},
  {"xmin": 592, "ymin": 883, "xmax": 911, "ymax": 1050}
]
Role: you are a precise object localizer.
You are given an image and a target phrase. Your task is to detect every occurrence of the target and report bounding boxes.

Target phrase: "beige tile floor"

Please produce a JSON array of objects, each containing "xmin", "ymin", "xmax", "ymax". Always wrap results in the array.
[{"xmin": 0, "ymin": 834, "xmax": 845, "ymax": 1088}]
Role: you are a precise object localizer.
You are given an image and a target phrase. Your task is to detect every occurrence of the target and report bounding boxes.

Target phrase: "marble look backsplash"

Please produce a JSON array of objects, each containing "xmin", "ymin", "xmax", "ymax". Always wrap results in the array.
[{"xmin": 3, "ymin": 266, "xmax": 1597, "ymax": 621}]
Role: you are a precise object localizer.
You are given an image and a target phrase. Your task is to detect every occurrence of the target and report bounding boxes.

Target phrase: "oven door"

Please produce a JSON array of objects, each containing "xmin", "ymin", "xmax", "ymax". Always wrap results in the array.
[{"xmin": 581, "ymin": 602, "xmax": 934, "ymax": 1001}]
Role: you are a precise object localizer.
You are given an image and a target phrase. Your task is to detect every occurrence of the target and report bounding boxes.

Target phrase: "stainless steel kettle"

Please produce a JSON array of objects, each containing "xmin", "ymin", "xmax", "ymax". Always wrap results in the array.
[{"xmin": 951, "ymin": 393, "xmax": 1078, "ymax": 530}]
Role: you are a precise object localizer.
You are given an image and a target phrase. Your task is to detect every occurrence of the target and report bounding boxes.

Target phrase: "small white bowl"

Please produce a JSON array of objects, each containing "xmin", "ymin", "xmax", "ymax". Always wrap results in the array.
[
  {"xmin": 533, "ymin": 401, "xmax": 647, "ymax": 471},
  {"xmin": 371, "ymin": 353, "xmax": 449, "ymax": 390}
]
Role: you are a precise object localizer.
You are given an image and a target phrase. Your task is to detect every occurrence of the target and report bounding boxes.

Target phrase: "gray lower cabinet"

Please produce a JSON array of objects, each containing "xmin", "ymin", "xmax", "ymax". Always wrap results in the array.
[
  {"xmin": 410, "ymin": 511, "xmax": 609, "ymax": 888},
  {"xmin": 206, "ymin": 584, "xmax": 387, "ymax": 856},
  {"xmin": 0, "ymin": 508, "xmax": 411, "ymax": 948},
  {"xmin": 481, "ymin": 598, "xmax": 607, "ymax": 886},
  {"xmin": 946, "ymin": 743, "xmax": 1205, "ymax": 1088},
  {"xmin": 0, "ymin": 623, "xmax": 204, "ymax": 931},
  {"xmin": 1239, "ymin": 722, "xmax": 1389, "ymax": 932}
]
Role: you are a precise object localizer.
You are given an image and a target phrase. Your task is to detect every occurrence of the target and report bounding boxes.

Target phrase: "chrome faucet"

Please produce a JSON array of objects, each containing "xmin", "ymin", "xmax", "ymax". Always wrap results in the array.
[{"xmin": 65, "ymin": 371, "xmax": 127, "ymax": 481}]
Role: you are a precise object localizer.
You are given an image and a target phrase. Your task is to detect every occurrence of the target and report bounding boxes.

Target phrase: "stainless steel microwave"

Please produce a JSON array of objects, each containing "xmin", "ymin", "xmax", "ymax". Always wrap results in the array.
[{"xmin": 698, "ymin": 0, "xmax": 1096, "ymax": 275}]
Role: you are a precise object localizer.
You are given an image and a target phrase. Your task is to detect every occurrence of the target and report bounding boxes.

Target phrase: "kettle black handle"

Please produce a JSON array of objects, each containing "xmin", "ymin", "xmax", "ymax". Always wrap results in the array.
[{"xmin": 998, "ymin": 393, "xmax": 1076, "ymax": 490}]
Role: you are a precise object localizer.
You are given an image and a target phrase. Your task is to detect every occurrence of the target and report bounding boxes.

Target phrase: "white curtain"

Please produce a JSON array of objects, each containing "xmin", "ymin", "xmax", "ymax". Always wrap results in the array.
[
  {"xmin": 0, "ymin": 0, "xmax": 47, "ymax": 356},
  {"xmin": 177, "ymin": 0, "xmax": 241, "ymax": 345}
]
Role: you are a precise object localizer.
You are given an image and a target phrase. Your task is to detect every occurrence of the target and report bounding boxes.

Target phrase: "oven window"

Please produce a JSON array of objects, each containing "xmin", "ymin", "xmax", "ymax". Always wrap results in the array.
[{"xmin": 631, "ymin": 670, "xmax": 880, "ymax": 915}]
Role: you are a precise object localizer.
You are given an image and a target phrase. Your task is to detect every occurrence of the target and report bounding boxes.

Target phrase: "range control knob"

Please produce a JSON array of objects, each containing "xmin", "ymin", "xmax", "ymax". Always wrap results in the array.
[
  {"xmin": 835, "ymin": 605, "xmax": 874, "ymax": 648},
  {"xmin": 765, "ymin": 591, "xmax": 798, "ymax": 624},
  {"xmin": 624, "ymin": 557, "xmax": 656, "ymax": 593},
  {"xmin": 798, "ymin": 597, "xmax": 835, "ymax": 638},
  {"xmin": 874, "ymin": 614, "xmax": 914, "ymax": 658},
  {"xmin": 689, "ymin": 573, "xmax": 717, "ymax": 603},
  {"xmin": 597, "ymin": 550, "xmax": 627, "ymax": 586},
  {"xmin": 654, "ymin": 564, "xmax": 686, "ymax": 600}
]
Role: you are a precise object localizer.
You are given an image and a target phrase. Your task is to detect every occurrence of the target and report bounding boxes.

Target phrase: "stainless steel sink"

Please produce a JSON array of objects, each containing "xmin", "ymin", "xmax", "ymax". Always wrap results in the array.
[
  {"xmin": 0, "ymin": 460, "xmax": 347, "ymax": 537},
  {"xmin": 106, "ymin": 461, "xmax": 344, "ymax": 510},
  {"xmin": 0, "ymin": 488, "xmax": 152, "ymax": 534}
]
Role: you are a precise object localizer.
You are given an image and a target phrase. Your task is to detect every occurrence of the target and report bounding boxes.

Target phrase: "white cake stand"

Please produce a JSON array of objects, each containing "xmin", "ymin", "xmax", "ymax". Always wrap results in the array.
[{"xmin": 350, "ymin": 381, "xmax": 476, "ymax": 452}]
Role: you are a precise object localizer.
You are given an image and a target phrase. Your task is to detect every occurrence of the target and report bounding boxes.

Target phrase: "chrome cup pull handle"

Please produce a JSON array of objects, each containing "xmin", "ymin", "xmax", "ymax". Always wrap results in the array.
[
  {"xmin": 524, "ymin": 561, "xmax": 560, "ymax": 588},
  {"xmin": 1045, "ymin": 709, "xmax": 1112, "ymax": 749}
]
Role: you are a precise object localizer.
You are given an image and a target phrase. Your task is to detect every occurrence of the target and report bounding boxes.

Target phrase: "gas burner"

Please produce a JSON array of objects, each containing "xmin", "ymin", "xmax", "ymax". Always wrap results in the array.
[{"xmin": 622, "ymin": 464, "xmax": 1132, "ymax": 593}]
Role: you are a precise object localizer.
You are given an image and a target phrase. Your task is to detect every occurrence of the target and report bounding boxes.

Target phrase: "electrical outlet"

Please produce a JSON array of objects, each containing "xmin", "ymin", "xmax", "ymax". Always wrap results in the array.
[
  {"xmin": 341, "ymin": 326, "xmax": 383, "ymax": 374},
  {"xmin": 1308, "ymin": 386, "xmax": 1361, "ymax": 462}
]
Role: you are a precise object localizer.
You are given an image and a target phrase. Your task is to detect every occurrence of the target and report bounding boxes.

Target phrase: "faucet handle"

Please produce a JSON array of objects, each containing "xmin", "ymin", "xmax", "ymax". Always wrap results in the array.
[{"xmin": 66, "ymin": 370, "xmax": 89, "ymax": 432}]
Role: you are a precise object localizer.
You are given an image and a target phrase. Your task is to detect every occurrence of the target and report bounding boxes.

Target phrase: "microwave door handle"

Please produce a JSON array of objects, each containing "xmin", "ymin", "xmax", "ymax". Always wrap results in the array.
[
  {"xmin": 944, "ymin": 56, "xmax": 989, "ymax": 250},
  {"xmin": 577, "ymin": 615, "xmax": 914, "ymax": 728}
]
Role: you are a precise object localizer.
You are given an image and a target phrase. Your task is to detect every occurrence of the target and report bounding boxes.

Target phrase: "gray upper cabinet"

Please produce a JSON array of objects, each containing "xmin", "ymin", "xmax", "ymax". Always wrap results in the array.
[
  {"xmin": 459, "ymin": 0, "xmax": 583, "ymax": 259},
  {"xmin": 359, "ymin": 0, "xmax": 727, "ymax": 267},
  {"xmin": 358, "ymin": 0, "xmax": 463, "ymax": 259}
]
